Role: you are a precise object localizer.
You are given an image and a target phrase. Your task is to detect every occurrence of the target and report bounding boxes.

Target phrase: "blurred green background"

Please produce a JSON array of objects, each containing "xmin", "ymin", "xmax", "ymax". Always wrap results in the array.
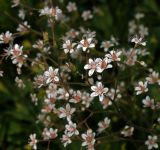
[{"xmin": 0, "ymin": 0, "xmax": 160, "ymax": 149}]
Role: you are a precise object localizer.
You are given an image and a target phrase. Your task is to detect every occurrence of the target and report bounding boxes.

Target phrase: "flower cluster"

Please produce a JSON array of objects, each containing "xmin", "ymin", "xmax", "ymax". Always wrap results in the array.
[{"xmin": 0, "ymin": 1, "xmax": 160, "ymax": 150}]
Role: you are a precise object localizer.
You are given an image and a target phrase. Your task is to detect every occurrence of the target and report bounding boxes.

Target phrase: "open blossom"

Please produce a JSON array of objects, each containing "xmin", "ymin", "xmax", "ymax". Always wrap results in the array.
[
  {"xmin": 33, "ymin": 39, "xmax": 44, "ymax": 49},
  {"xmin": 44, "ymin": 67, "xmax": 59, "ymax": 84},
  {"xmin": 135, "ymin": 81, "xmax": 148, "ymax": 95},
  {"xmin": 101, "ymin": 97, "xmax": 112, "ymax": 109},
  {"xmin": 62, "ymin": 40, "xmax": 76, "ymax": 54},
  {"xmin": 77, "ymin": 38, "xmax": 95, "ymax": 51},
  {"xmin": 30, "ymin": 93, "xmax": 38, "ymax": 105},
  {"xmin": 0, "ymin": 31, "xmax": 12, "ymax": 44},
  {"xmin": 145, "ymin": 135, "xmax": 158, "ymax": 150},
  {"xmin": 84, "ymin": 58, "xmax": 101, "ymax": 76},
  {"xmin": 0, "ymin": 70, "xmax": 4, "ymax": 77},
  {"xmin": 42, "ymin": 128, "xmax": 58, "ymax": 140},
  {"xmin": 65, "ymin": 121, "xmax": 79, "ymax": 136},
  {"xmin": 10, "ymin": 44, "xmax": 27, "ymax": 68},
  {"xmin": 105, "ymin": 50, "xmax": 122, "ymax": 62},
  {"xmin": 69, "ymin": 90, "xmax": 82, "ymax": 103},
  {"xmin": 100, "ymin": 40, "xmax": 114, "ymax": 52},
  {"xmin": 66, "ymin": 2, "xmax": 77, "ymax": 12},
  {"xmin": 91, "ymin": 82, "xmax": 108, "ymax": 101},
  {"xmin": 39, "ymin": 6, "xmax": 62, "ymax": 20},
  {"xmin": 142, "ymin": 96, "xmax": 155, "ymax": 109},
  {"xmin": 15, "ymin": 77, "xmax": 25, "ymax": 88},
  {"xmin": 34, "ymin": 75, "xmax": 45, "ymax": 88},
  {"xmin": 146, "ymin": 71, "xmax": 160, "ymax": 85},
  {"xmin": 131, "ymin": 35, "xmax": 146, "ymax": 46},
  {"xmin": 82, "ymin": 129, "xmax": 96, "ymax": 150},
  {"xmin": 18, "ymin": 9, "xmax": 25, "ymax": 20},
  {"xmin": 11, "ymin": 0, "xmax": 20, "ymax": 7},
  {"xmin": 82, "ymin": 10, "xmax": 93, "ymax": 21},
  {"xmin": 121, "ymin": 126, "xmax": 134, "ymax": 137},
  {"xmin": 97, "ymin": 117, "xmax": 111, "ymax": 133},
  {"xmin": 17, "ymin": 21, "xmax": 30, "ymax": 32},
  {"xmin": 61, "ymin": 133, "xmax": 72, "ymax": 147},
  {"xmin": 57, "ymin": 103, "xmax": 75, "ymax": 121},
  {"xmin": 29, "ymin": 134, "xmax": 37, "ymax": 150},
  {"xmin": 96, "ymin": 58, "xmax": 112, "ymax": 73}
]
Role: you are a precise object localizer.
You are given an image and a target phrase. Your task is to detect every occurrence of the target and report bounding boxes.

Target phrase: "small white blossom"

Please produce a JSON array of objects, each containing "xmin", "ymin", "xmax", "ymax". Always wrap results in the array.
[
  {"xmin": 65, "ymin": 121, "xmax": 79, "ymax": 136},
  {"xmin": 42, "ymin": 128, "xmax": 58, "ymax": 140},
  {"xmin": 29, "ymin": 134, "xmax": 37, "ymax": 150},
  {"xmin": 61, "ymin": 133, "xmax": 72, "ymax": 147},
  {"xmin": 62, "ymin": 40, "xmax": 76, "ymax": 54},
  {"xmin": 44, "ymin": 67, "xmax": 59, "ymax": 84},
  {"xmin": 17, "ymin": 21, "xmax": 30, "ymax": 32},
  {"xmin": 82, "ymin": 129, "xmax": 96, "ymax": 150},
  {"xmin": 146, "ymin": 71, "xmax": 160, "ymax": 85},
  {"xmin": 57, "ymin": 103, "xmax": 75, "ymax": 121},
  {"xmin": 77, "ymin": 38, "xmax": 95, "ymax": 51},
  {"xmin": 11, "ymin": 0, "xmax": 20, "ymax": 7},
  {"xmin": 96, "ymin": 58, "xmax": 112, "ymax": 73},
  {"xmin": 82, "ymin": 10, "xmax": 93, "ymax": 21},
  {"xmin": 135, "ymin": 81, "xmax": 148, "ymax": 95},
  {"xmin": 91, "ymin": 82, "xmax": 108, "ymax": 101},
  {"xmin": 145, "ymin": 135, "xmax": 158, "ymax": 150},
  {"xmin": 18, "ymin": 9, "xmax": 25, "ymax": 20},
  {"xmin": 105, "ymin": 50, "xmax": 122, "ymax": 62},
  {"xmin": 131, "ymin": 35, "xmax": 146, "ymax": 46},
  {"xmin": 142, "ymin": 96, "xmax": 155, "ymax": 109},
  {"xmin": 0, "ymin": 31, "xmax": 12, "ymax": 44},
  {"xmin": 97, "ymin": 117, "xmax": 111, "ymax": 133},
  {"xmin": 100, "ymin": 40, "xmax": 114, "ymax": 52},
  {"xmin": 66, "ymin": 2, "xmax": 77, "ymax": 12},
  {"xmin": 84, "ymin": 58, "xmax": 101, "ymax": 76},
  {"xmin": 121, "ymin": 126, "xmax": 134, "ymax": 137}
]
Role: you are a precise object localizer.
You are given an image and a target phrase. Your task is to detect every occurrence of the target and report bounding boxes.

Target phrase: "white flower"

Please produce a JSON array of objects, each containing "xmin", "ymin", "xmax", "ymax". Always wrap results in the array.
[
  {"xmin": 131, "ymin": 35, "xmax": 146, "ymax": 46},
  {"xmin": 96, "ymin": 58, "xmax": 112, "ymax": 73},
  {"xmin": 65, "ymin": 121, "xmax": 79, "ymax": 136},
  {"xmin": 101, "ymin": 97, "xmax": 112, "ymax": 109},
  {"xmin": 33, "ymin": 40, "xmax": 44, "ymax": 49},
  {"xmin": 57, "ymin": 103, "xmax": 75, "ymax": 121},
  {"xmin": 142, "ymin": 96, "xmax": 155, "ymax": 109},
  {"xmin": 146, "ymin": 71, "xmax": 160, "ymax": 85},
  {"xmin": 11, "ymin": 0, "xmax": 20, "ymax": 7},
  {"xmin": 69, "ymin": 90, "xmax": 82, "ymax": 103},
  {"xmin": 30, "ymin": 94, "xmax": 38, "ymax": 105},
  {"xmin": 29, "ymin": 134, "xmax": 37, "ymax": 150},
  {"xmin": 17, "ymin": 21, "xmax": 30, "ymax": 32},
  {"xmin": 44, "ymin": 67, "xmax": 59, "ymax": 84},
  {"xmin": 145, "ymin": 135, "xmax": 158, "ymax": 150},
  {"xmin": 0, "ymin": 31, "xmax": 12, "ymax": 44},
  {"xmin": 97, "ymin": 117, "xmax": 111, "ymax": 133},
  {"xmin": 82, "ymin": 10, "xmax": 93, "ymax": 21},
  {"xmin": 91, "ymin": 82, "xmax": 108, "ymax": 101},
  {"xmin": 105, "ymin": 50, "xmax": 122, "ymax": 62},
  {"xmin": 39, "ymin": 6, "xmax": 62, "ymax": 20},
  {"xmin": 66, "ymin": 2, "xmax": 77, "ymax": 12},
  {"xmin": 100, "ymin": 40, "xmax": 114, "ymax": 52},
  {"xmin": 82, "ymin": 129, "xmax": 96, "ymax": 150},
  {"xmin": 135, "ymin": 81, "xmax": 148, "ymax": 95},
  {"xmin": 121, "ymin": 126, "xmax": 134, "ymax": 137},
  {"xmin": 18, "ymin": 9, "xmax": 25, "ymax": 20},
  {"xmin": 62, "ymin": 40, "xmax": 76, "ymax": 54},
  {"xmin": 0, "ymin": 70, "xmax": 4, "ymax": 77},
  {"xmin": 61, "ymin": 133, "xmax": 72, "ymax": 147},
  {"xmin": 84, "ymin": 58, "xmax": 101, "ymax": 76},
  {"xmin": 135, "ymin": 13, "xmax": 144, "ymax": 20},
  {"xmin": 15, "ymin": 77, "xmax": 25, "ymax": 88},
  {"xmin": 77, "ymin": 38, "xmax": 95, "ymax": 51},
  {"xmin": 42, "ymin": 128, "xmax": 58, "ymax": 140}
]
